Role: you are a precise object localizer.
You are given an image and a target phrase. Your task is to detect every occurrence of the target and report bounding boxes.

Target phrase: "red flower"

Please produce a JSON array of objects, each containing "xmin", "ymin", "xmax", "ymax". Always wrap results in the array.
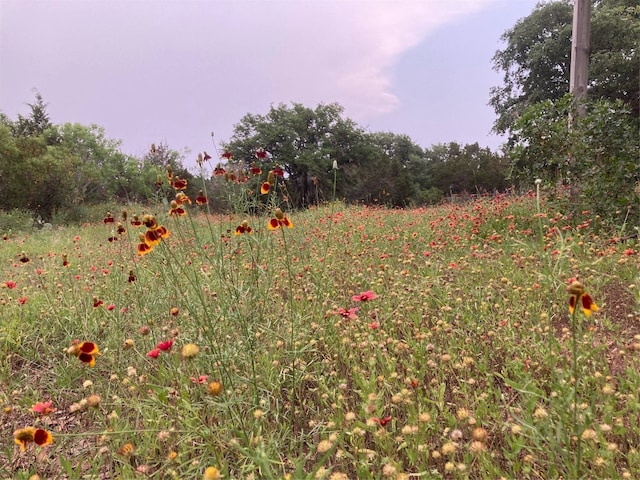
[
  {"xmin": 371, "ymin": 416, "xmax": 392, "ymax": 426},
  {"xmin": 147, "ymin": 348, "xmax": 161, "ymax": 359},
  {"xmin": 203, "ymin": 151, "xmax": 212, "ymax": 161},
  {"xmin": 156, "ymin": 339, "xmax": 174, "ymax": 351},
  {"xmin": 190, "ymin": 375, "xmax": 209, "ymax": 384},
  {"xmin": 249, "ymin": 162, "xmax": 262, "ymax": 175},
  {"xmin": 30, "ymin": 401, "xmax": 54, "ymax": 416},
  {"xmin": 103, "ymin": 213, "xmax": 115, "ymax": 224},
  {"xmin": 273, "ymin": 164, "xmax": 284, "ymax": 177},
  {"xmin": 352, "ymin": 290, "xmax": 378, "ymax": 302},
  {"xmin": 336, "ymin": 307, "xmax": 359, "ymax": 319},
  {"xmin": 195, "ymin": 191, "xmax": 208, "ymax": 205},
  {"xmin": 17, "ymin": 296, "xmax": 28, "ymax": 305},
  {"xmin": 255, "ymin": 148, "xmax": 268, "ymax": 159},
  {"xmin": 221, "ymin": 151, "xmax": 233, "ymax": 160},
  {"xmin": 4, "ymin": 281, "xmax": 16, "ymax": 289},
  {"xmin": 172, "ymin": 178, "xmax": 187, "ymax": 191}
]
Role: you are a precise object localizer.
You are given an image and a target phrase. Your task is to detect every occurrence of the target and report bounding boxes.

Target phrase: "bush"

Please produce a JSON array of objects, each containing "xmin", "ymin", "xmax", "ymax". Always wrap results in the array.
[{"xmin": 0, "ymin": 209, "xmax": 36, "ymax": 233}]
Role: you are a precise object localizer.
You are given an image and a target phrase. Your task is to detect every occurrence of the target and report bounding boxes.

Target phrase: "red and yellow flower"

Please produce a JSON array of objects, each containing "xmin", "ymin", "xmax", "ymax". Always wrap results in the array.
[
  {"xmin": 13, "ymin": 427, "xmax": 54, "ymax": 451},
  {"xmin": 234, "ymin": 220, "xmax": 253, "ymax": 235},
  {"xmin": 168, "ymin": 200, "xmax": 186, "ymax": 217},
  {"xmin": 195, "ymin": 191, "xmax": 208, "ymax": 205},
  {"xmin": 268, "ymin": 208, "xmax": 293, "ymax": 230},
  {"xmin": 567, "ymin": 280, "xmax": 599, "ymax": 316},
  {"xmin": 68, "ymin": 341, "xmax": 101, "ymax": 367}
]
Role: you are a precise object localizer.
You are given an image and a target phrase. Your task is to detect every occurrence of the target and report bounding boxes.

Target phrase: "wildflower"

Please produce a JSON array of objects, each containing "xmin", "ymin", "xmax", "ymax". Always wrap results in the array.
[
  {"xmin": 128, "ymin": 270, "xmax": 137, "ymax": 282},
  {"xmin": 208, "ymin": 381, "xmax": 223, "ymax": 396},
  {"xmin": 144, "ymin": 228, "xmax": 163, "ymax": 247},
  {"xmin": 567, "ymin": 280, "xmax": 599, "ymax": 317},
  {"xmin": 4, "ymin": 281, "xmax": 17, "ymax": 289},
  {"xmin": 19, "ymin": 253, "xmax": 29, "ymax": 263},
  {"xmin": 191, "ymin": 375, "xmax": 209, "ymax": 384},
  {"xmin": 352, "ymin": 290, "xmax": 378, "ymax": 302},
  {"xmin": 30, "ymin": 401, "xmax": 54, "ymax": 416},
  {"xmin": 249, "ymin": 162, "xmax": 262, "ymax": 175},
  {"xmin": 86, "ymin": 394, "xmax": 102, "ymax": 407},
  {"xmin": 93, "ymin": 297, "xmax": 104, "ymax": 308},
  {"xmin": 156, "ymin": 339, "xmax": 174, "ymax": 351},
  {"xmin": 62, "ymin": 254, "xmax": 70, "ymax": 267},
  {"xmin": 261, "ymin": 170, "xmax": 276, "ymax": 194},
  {"xmin": 255, "ymin": 148, "xmax": 268, "ymax": 160},
  {"xmin": 371, "ymin": 415, "xmax": 392, "ymax": 426},
  {"xmin": 137, "ymin": 234, "xmax": 153, "ymax": 256},
  {"xmin": 195, "ymin": 191, "xmax": 208, "ymax": 205},
  {"xmin": 68, "ymin": 341, "xmax": 100, "ymax": 367},
  {"xmin": 234, "ymin": 220, "xmax": 253, "ymax": 235},
  {"xmin": 176, "ymin": 192, "xmax": 191, "ymax": 205},
  {"xmin": 268, "ymin": 208, "xmax": 293, "ymax": 230},
  {"xmin": 17, "ymin": 296, "xmax": 28, "ymax": 305},
  {"xmin": 203, "ymin": 466, "xmax": 221, "ymax": 480},
  {"xmin": 203, "ymin": 151, "xmax": 212, "ymax": 161},
  {"xmin": 168, "ymin": 200, "xmax": 186, "ymax": 217},
  {"xmin": 130, "ymin": 215, "xmax": 142, "ymax": 227},
  {"xmin": 142, "ymin": 214, "xmax": 157, "ymax": 229},
  {"xmin": 103, "ymin": 212, "xmax": 115, "ymax": 224},
  {"xmin": 147, "ymin": 348, "xmax": 161, "ymax": 359},
  {"xmin": 213, "ymin": 164, "xmax": 226, "ymax": 176},
  {"xmin": 116, "ymin": 223, "xmax": 126, "ymax": 235},
  {"xmin": 172, "ymin": 177, "xmax": 187, "ymax": 190},
  {"xmin": 181, "ymin": 343, "xmax": 200, "ymax": 358},
  {"xmin": 221, "ymin": 150, "xmax": 233, "ymax": 160},
  {"xmin": 119, "ymin": 443, "xmax": 135, "ymax": 456},
  {"xmin": 336, "ymin": 307, "xmax": 359, "ymax": 319},
  {"xmin": 273, "ymin": 164, "xmax": 284, "ymax": 177},
  {"xmin": 170, "ymin": 307, "xmax": 180, "ymax": 316},
  {"xmin": 13, "ymin": 427, "xmax": 54, "ymax": 451}
]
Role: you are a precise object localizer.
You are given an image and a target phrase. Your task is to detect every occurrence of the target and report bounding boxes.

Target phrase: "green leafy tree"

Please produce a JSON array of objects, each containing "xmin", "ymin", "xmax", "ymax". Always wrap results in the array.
[
  {"xmin": 509, "ymin": 94, "xmax": 640, "ymax": 222},
  {"xmin": 490, "ymin": 0, "xmax": 640, "ymax": 135},
  {"xmin": 224, "ymin": 103, "xmax": 369, "ymax": 208}
]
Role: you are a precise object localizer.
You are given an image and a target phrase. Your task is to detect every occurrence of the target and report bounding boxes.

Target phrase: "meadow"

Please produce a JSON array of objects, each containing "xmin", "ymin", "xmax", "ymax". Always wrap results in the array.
[{"xmin": 0, "ymin": 190, "xmax": 638, "ymax": 479}]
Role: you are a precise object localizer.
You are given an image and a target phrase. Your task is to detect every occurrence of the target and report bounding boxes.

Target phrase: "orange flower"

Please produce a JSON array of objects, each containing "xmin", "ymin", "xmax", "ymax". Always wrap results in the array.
[
  {"xmin": 13, "ymin": 427, "xmax": 54, "ymax": 451},
  {"xmin": 268, "ymin": 208, "xmax": 293, "ymax": 230},
  {"xmin": 567, "ymin": 280, "xmax": 599, "ymax": 317}
]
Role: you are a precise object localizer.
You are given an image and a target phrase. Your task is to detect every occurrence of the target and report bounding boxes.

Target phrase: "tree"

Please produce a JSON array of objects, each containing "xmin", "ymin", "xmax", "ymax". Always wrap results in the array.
[
  {"xmin": 509, "ymin": 94, "xmax": 639, "ymax": 222},
  {"xmin": 224, "ymin": 103, "xmax": 370, "ymax": 208},
  {"xmin": 490, "ymin": 0, "xmax": 640, "ymax": 135}
]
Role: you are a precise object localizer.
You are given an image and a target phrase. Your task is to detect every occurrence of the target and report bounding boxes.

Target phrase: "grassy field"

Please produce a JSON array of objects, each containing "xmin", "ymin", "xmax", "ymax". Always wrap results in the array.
[{"xmin": 1, "ymin": 194, "xmax": 638, "ymax": 479}]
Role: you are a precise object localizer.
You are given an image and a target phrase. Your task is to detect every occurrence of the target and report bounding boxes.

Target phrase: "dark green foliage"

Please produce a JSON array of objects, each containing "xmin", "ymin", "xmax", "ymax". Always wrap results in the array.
[
  {"xmin": 491, "ymin": 0, "xmax": 640, "ymax": 135},
  {"xmin": 0, "ymin": 95, "xmax": 193, "ymax": 222},
  {"xmin": 509, "ymin": 94, "xmax": 640, "ymax": 224},
  {"xmin": 223, "ymin": 103, "xmax": 507, "ymax": 209}
]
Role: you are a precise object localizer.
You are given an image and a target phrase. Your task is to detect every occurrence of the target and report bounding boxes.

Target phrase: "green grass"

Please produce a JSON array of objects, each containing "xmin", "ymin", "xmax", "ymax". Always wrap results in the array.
[{"xmin": 0, "ymin": 194, "xmax": 638, "ymax": 479}]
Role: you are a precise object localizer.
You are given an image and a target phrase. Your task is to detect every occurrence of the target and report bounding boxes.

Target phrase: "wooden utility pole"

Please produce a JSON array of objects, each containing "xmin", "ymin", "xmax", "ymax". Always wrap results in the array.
[{"xmin": 569, "ymin": 0, "xmax": 591, "ymax": 114}]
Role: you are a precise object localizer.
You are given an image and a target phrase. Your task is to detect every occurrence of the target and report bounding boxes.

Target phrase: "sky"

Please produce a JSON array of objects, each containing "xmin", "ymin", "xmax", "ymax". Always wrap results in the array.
[{"xmin": 0, "ymin": 0, "xmax": 540, "ymax": 168}]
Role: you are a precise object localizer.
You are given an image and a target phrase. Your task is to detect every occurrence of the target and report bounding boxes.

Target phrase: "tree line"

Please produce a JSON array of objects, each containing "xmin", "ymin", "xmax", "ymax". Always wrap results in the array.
[{"xmin": 1, "ymin": 0, "xmax": 637, "ymax": 224}]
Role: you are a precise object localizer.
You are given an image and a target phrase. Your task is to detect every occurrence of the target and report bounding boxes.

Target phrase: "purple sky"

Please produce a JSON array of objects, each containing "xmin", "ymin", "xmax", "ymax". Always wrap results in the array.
[{"xmin": 1, "ymin": 0, "xmax": 538, "ymax": 168}]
